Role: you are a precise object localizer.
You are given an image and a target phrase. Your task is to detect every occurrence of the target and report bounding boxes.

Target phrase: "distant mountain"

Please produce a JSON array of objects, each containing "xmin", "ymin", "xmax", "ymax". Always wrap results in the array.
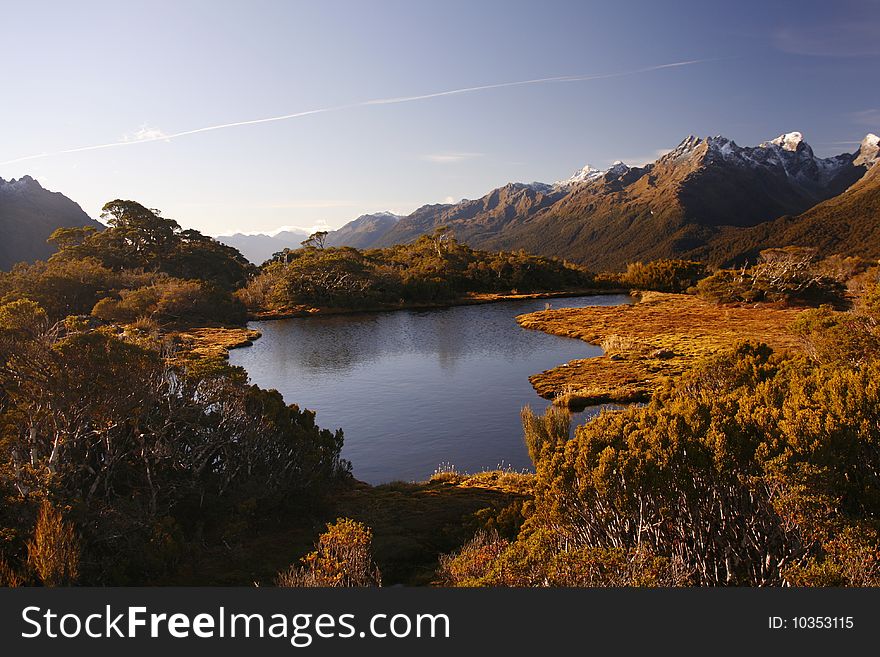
[
  {"xmin": 369, "ymin": 131, "xmax": 874, "ymax": 269},
  {"xmin": 215, "ymin": 228, "xmax": 309, "ymax": 264},
  {"xmin": 8, "ymin": 131, "xmax": 877, "ymax": 275},
  {"xmin": 710, "ymin": 133, "xmax": 880, "ymax": 263},
  {"xmin": 216, "ymin": 211, "xmax": 404, "ymax": 262},
  {"xmin": 324, "ymin": 211, "xmax": 403, "ymax": 248},
  {"xmin": 0, "ymin": 175, "xmax": 103, "ymax": 270}
]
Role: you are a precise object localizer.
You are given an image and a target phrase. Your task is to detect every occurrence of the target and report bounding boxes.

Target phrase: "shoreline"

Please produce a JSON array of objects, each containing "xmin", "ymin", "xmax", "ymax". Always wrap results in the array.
[
  {"xmin": 246, "ymin": 287, "xmax": 631, "ymax": 322},
  {"xmin": 176, "ymin": 288, "xmax": 631, "ymax": 362}
]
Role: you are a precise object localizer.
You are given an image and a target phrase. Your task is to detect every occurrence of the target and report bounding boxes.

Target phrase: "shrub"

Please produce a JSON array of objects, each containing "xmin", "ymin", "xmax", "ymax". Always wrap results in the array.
[
  {"xmin": 436, "ymin": 530, "xmax": 509, "ymax": 586},
  {"xmin": 26, "ymin": 501, "xmax": 80, "ymax": 587},
  {"xmin": 521, "ymin": 405, "xmax": 570, "ymax": 465},
  {"xmin": 621, "ymin": 259, "xmax": 707, "ymax": 292},
  {"xmin": 442, "ymin": 319, "xmax": 880, "ymax": 586},
  {"xmin": 697, "ymin": 248, "xmax": 848, "ymax": 306},
  {"xmin": 276, "ymin": 518, "xmax": 381, "ymax": 587},
  {"xmin": 242, "ymin": 234, "xmax": 594, "ymax": 312},
  {"xmin": 92, "ymin": 278, "xmax": 246, "ymax": 326},
  {"xmin": 0, "ymin": 323, "xmax": 348, "ymax": 584}
]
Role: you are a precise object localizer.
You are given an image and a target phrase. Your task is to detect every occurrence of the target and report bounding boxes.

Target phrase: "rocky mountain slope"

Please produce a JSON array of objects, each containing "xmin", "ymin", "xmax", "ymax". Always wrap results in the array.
[
  {"xmin": 710, "ymin": 133, "xmax": 880, "ymax": 263},
  {"xmin": 324, "ymin": 211, "xmax": 402, "ymax": 248},
  {"xmin": 359, "ymin": 131, "xmax": 875, "ymax": 269},
  {"xmin": 6, "ymin": 132, "xmax": 878, "ymax": 274},
  {"xmin": 0, "ymin": 176, "xmax": 102, "ymax": 270}
]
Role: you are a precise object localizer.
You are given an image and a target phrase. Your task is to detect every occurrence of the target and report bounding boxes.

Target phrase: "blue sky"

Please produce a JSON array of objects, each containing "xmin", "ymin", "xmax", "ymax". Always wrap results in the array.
[{"xmin": 1, "ymin": 0, "xmax": 878, "ymax": 235}]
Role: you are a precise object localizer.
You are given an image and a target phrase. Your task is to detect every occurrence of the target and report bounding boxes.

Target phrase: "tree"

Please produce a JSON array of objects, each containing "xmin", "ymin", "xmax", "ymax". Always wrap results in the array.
[
  {"xmin": 301, "ymin": 231, "xmax": 328, "ymax": 250},
  {"xmin": 48, "ymin": 200, "xmax": 253, "ymax": 290}
]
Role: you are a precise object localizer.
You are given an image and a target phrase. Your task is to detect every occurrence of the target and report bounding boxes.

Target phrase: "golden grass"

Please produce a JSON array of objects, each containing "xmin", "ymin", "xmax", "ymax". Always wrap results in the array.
[
  {"xmin": 172, "ymin": 327, "xmax": 262, "ymax": 361},
  {"xmin": 517, "ymin": 292, "xmax": 806, "ymax": 408}
]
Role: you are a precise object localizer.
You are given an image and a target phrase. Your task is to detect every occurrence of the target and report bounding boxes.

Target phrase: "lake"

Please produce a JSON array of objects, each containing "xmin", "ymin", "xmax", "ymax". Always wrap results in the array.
[{"xmin": 228, "ymin": 294, "xmax": 632, "ymax": 484}]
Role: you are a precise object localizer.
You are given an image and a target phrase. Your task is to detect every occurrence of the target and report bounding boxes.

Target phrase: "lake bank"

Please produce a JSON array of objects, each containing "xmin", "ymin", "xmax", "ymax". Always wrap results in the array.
[
  {"xmin": 247, "ymin": 287, "xmax": 630, "ymax": 321},
  {"xmin": 175, "ymin": 288, "xmax": 631, "ymax": 362},
  {"xmin": 517, "ymin": 291, "xmax": 806, "ymax": 409}
]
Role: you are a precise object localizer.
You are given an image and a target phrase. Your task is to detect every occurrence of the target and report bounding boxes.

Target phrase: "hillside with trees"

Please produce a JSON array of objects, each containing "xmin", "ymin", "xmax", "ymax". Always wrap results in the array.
[
  {"xmin": 238, "ymin": 228, "xmax": 597, "ymax": 313},
  {"xmin": 0, "ymin": 200, "xmax": 352, "ymax": 585}
]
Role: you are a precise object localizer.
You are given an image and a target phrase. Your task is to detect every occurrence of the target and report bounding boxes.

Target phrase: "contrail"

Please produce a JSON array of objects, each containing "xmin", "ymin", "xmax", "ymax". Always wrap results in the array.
[{"xmin": 0, "ymin": 59, "xmax": 710, "ymax": 166}]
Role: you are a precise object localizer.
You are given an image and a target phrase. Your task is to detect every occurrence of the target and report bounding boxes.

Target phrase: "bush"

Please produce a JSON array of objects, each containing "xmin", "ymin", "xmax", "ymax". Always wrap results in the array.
[
  {"xmin": 697, "ymin": 247, "xmax": 847, "ymax": 306},
  {"xmin": 92, "ymin": 278, "xmax": 246, "ymax": 326},
  {"xmin": 436, "ymin": 530, "xmax": 509, "ymax": 586},
  {"xmin": 0, "ymin": 306, "xmax": 349, "ymax": 583},
  {"xmin": 441, "ymin": 308, "xmax": 880, "ymax": 586},
  {"xmin": 276, "ymin": 518, "xmax": 381, "ymax": 587},
  {"xmin": 26, "ymin": 501, "xmax": 80, "ymax": 587},
  {"xmin": 621, "ymin": 259, "xmax": 707, "ymax": 292},
  {"xmin": 242, "ymin": 232, "xmax": 595, "ymax": 312}
]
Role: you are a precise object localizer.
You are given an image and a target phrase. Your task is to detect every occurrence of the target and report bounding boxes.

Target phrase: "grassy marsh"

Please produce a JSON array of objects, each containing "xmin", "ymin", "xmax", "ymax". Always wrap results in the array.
[{"xmin": 517, "ymin": 292, "xmax": 806, "ymax": 408}]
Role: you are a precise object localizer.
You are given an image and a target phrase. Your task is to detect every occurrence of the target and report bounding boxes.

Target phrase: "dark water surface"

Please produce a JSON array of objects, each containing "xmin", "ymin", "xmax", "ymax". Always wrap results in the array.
[{"xmin": 229, "ymin": 294, "xmax": 631, "ymax": 484}]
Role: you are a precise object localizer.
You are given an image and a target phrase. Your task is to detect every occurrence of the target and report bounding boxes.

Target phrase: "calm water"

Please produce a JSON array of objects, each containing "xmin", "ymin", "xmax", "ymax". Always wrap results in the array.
[{"xmin": 229, "ymin": 294, "xmax": 631, "ymax": 484}]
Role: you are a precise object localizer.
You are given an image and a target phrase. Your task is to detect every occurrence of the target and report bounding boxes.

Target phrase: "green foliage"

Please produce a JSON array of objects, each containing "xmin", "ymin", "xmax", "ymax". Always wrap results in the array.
[
  {"xmin": 0, "ymin": 257, "xmax": 150, "ymax": 319},
  {"xmin": 439, "ymin": 527, "xmax": 689, "ymax": 587},
  {"xmin": 0, "ymin": 199, "xmax": 251, "ymax": 327},
  {"xmin": 793, "ymin": 304, "xmax": 880, "ymax": 366},
  {"xmin": 621, "ymin": 259, "xmax": 707, "ymax": 292},
  {"xmin": 243, "ymin": 231, "xmax": 595, "ymax": 311},
  {"xmin": 91, "ymin": 278, "xmax": 246, "ymax": 326},
  {"xmin": 50, "ymin": 200, "xmax": 254, "ymax": 290},
  {"xmin": 0, "ymin": 299, "xmax": 48, "ymax": 336}
]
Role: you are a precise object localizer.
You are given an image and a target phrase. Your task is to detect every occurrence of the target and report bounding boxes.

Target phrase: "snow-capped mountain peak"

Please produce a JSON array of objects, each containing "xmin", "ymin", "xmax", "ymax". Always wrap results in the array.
[
  {"xmin": 555, "ymin": 164, "xmax": 604, "ymax": 186},
  {"xmin": 855, "ymin": 133, "xmax": 880, "ymax": 167},
  {"xmin": 765, "ymin": 131, "xmax": 805, "ymax": 152},
  {"xmin": 0, "ymin": 175, "xmax": 43, "ymax": 195},
  {"xmin": 606, "ymin": 161, "xmax": 630, "ymax": 176},
  {"xmin": 555, "ymin": 161, "xmax": 632, "ymax": 187}
]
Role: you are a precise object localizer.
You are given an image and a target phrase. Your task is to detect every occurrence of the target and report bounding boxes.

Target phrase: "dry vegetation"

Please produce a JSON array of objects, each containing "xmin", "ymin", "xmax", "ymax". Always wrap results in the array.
[
  {"xmin": 517, "ymin": 292, "xmax": 805, "ymax": 408},
  {"xmin": 159, "ymin": 470, "xmax": 529, "ymax": 586},
  {"xmin": 171, "ymin": 326, "xmax": 262, "ymax": 361}
]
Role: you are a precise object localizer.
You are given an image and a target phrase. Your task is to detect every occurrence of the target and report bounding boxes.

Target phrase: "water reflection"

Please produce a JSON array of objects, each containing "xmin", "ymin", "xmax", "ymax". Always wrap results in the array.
[{"xmin": 229, "ymin": 294, "xmax": 632, "ymax": 484}]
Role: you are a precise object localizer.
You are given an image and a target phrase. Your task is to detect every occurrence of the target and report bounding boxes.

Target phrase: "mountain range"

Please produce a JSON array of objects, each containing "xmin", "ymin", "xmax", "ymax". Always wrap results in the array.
[
  {"xmin": 0, "ymin": 176, "xmax": 103, "ymax": 270},
  {"xmin": 317, "ymin": 131, "xmax": 880, "ymax": 269},
  {"xmin": 214, "ymin": 228, "xmax": 311, "ymax": 265},
  {"xmin": 212, "ymin": 212, "xmax": 404, "ymax": 263},
  {"xmin": 2, "ymin": 131, "xmax": 879, "ymax": 271}
]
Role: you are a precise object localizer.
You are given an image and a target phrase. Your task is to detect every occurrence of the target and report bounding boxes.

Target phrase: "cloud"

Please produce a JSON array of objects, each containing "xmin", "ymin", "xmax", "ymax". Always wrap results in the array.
[
  {"xmin": 421, "ymin": 152, "xmax": 483, "ymax": 164},
  {"xmin": 260, "ymin": 201, "xmax": 361, "ymax": 210},
  {"xmin": 617, "ymin": 148, "xmax": 672, "ymax": 167},
  {"xmin": 773, "ymin": 21, "xmax": 880, "ymax": 57},
  {"xmin": 443, "ymin": 196, "xmax": 457, "ymax": 204},
  {"xmin": 123, "ymin": 125, "xmax": 170, "ymax": 142},
  {"xmin": 851, "ymin": 109, "xmax": 880, "ymax": 126},
  {"xmin": 0, "ymin": 58, "xmax": 714, "ymax": 166}
]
